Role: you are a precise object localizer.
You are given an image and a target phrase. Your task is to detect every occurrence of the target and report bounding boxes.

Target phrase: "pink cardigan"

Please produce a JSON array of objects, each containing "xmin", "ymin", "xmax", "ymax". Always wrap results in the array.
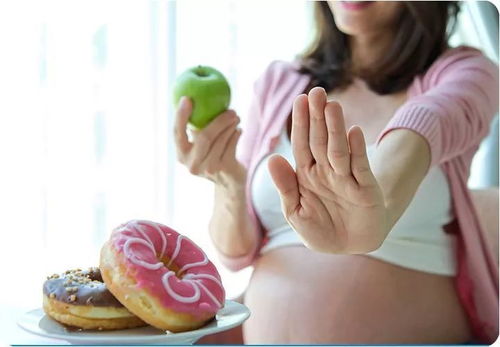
[{"xmin": 220, "ymin": 46, "xmax": 499, "ymax": 342}]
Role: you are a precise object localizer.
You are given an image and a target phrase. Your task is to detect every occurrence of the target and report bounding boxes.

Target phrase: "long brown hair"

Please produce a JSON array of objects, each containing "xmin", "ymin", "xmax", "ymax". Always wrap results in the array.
[{"xmin": 299, "ymin": 1, "xmax": 461, "ymax": 95}]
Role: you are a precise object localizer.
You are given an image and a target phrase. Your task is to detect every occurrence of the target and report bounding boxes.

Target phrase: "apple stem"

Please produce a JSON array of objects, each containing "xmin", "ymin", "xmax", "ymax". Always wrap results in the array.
[{"xmin": 194, "ymin": 66, "xmax": 209, "ymax": 77}]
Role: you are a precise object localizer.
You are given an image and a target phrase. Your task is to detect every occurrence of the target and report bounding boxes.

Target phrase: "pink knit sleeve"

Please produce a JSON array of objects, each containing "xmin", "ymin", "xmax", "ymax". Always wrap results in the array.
[{"xmin": 377, "ymin": 47, "xmax": 499, "ymax": 166}]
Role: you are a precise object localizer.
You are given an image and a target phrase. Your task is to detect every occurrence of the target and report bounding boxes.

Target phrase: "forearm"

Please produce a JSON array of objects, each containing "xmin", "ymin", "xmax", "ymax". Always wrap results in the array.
[
  {"xmin": 208, "ymin": 176, "xmax": 258, "ymax": 258},
  {"xmin": 372, "ymin": 129, "xmax": 431, "ymax": 237}
]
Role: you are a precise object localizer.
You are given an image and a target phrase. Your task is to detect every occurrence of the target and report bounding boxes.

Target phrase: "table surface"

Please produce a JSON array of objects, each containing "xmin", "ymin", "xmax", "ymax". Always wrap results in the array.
[{"xmin": 1, "ymin": 304, "xmax": 67, "ymax": 345}]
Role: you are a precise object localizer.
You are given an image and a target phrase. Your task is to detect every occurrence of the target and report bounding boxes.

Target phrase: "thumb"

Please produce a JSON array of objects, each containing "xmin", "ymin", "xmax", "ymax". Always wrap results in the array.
[
  {"xmin": 174, "ymin": 96, "xmax": 193, "ymax": 153},
  {"xmin": 177, "ymin": 96, "xmax": 193, "ymax": 121},
  {"xmin": 268, "ymin": 154, "xmax": 300, "ymax": 216}
]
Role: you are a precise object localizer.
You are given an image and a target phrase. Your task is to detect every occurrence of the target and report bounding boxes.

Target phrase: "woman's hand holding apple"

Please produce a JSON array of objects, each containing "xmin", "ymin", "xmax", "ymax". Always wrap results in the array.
[
  {"xmin": 173, "ymin": 67, "xmax": 256, "ymax": 257},
  {"xmin": 174, "ymin": 97, "xmax": 246, "ymax": 189}
]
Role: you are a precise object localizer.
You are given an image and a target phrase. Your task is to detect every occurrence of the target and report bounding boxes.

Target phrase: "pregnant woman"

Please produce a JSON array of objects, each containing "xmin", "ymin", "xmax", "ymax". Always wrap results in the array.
[{"xmin": 174, "ymin": 1, "xmax": 498, "ymax": 344}]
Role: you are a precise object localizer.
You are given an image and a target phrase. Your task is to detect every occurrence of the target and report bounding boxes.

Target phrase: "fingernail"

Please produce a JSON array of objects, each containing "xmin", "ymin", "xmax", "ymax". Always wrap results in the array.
[{"xmin": 179, "ymin": 96, "xmax": 188, "ymax": 109}]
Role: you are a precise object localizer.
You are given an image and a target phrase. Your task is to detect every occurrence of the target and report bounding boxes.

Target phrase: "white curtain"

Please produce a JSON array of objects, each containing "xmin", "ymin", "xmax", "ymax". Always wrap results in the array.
[
  {"xmin": 0, "ymin": 1, "xmax": 496, "ymax": 314},
  {"xmin": 450, "ymin": 1, "xmax": 499, "ymax": 188}
]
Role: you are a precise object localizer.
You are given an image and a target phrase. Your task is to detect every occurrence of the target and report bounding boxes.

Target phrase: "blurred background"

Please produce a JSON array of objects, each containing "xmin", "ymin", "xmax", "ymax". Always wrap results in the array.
[{"xmin": 0, "ymin": 0, "xmax": 497, "ymax": 321}]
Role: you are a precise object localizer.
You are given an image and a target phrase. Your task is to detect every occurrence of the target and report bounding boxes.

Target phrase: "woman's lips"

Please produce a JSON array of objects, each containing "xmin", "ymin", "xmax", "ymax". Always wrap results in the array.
[{"xmin": 340, "ymin": 1, "xmax": 374, "ymax": 10}]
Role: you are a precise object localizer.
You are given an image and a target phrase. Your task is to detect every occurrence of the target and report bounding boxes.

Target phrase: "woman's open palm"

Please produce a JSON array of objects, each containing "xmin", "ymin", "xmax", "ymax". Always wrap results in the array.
[{"xmin": 268, "ymin": 87, "xmax": 386, "ymax": 253}]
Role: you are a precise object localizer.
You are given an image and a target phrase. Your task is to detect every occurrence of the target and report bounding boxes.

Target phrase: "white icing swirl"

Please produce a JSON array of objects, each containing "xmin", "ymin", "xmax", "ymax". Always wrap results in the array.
[
  {"xmin": 137, "ymin": 220, "xmax": 167, "ymax": 259},
  {"xmin": 162, "ymin": 271, "xmax": 201, "ymax": 303},
  {"xmin": 179, "ymin": 254, "xmax": 209, "ymax": 275},
  {"xmin": 123, "ymin": 238, "xmax": 163, "ymax": 270},
  {"xmin": 183, "ymin": 273, "xmax": 224, "ymax": 307},
  {"xmin": 167, "ymin": 234, "xmax": 184, "ymax": 268}
]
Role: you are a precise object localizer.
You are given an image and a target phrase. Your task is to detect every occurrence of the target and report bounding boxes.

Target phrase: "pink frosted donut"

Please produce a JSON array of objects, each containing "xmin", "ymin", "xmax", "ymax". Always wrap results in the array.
[{"xmin": 100, "ymin": 220, "xmax": 225, "ymax": 332}]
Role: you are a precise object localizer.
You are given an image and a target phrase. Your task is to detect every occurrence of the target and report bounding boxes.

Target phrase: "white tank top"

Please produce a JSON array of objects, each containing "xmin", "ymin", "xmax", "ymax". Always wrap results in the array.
[{"xmin": 251, "ymin": 128, "xmax": 457, "ymax": 276}]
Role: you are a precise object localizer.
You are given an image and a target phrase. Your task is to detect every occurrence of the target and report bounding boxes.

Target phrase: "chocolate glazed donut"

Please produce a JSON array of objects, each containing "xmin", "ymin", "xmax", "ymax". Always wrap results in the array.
[{"xmin": 43, "ymin": 268, "xmax": 146, "ymax": 330}]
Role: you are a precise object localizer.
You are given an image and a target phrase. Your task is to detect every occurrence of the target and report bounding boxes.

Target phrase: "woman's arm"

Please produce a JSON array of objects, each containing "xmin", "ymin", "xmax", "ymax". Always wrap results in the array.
[
  {"xmin": 174, "ymin": 96, "xmax": 260, "ymax": 270},
  {"xmin": 379, "ymin": 48, "xmax": 498, "ymax": 166},
  {"xmin": 209, "ymin": 178, "xmax": 258, "ymax": 258},
  {"xmin": 268, "ymin": 48, "xmax": 498, "ymax": 255},
  {"xmin": 175, "ymin": 63, "xmax": 275, "ymax": 270},
  {"xmin": 374, "ymin": 47, "xmax": 498, "ymax": 235},
  {"xmin": 370, "ymin": 128, "xmax": 430, "ymax": 235},
  {"xmin": 209, "ymin": 63, "xmax": 285, "ymax": 269}
]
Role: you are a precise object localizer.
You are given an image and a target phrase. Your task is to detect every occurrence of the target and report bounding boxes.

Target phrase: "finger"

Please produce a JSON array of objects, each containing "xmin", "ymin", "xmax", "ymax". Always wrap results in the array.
[
  {"xmin": 268, "ymin": 154, "xmax": 300, "ymax": 216},
  {"xmin": 348, "ymin": 126, "xmax": 375, "ymax": 186},
  {"xmin": 200, "ymin": 121, "xmax": 239, "ymax": 173},
  {"xmin": 174, "ymin": 97, "xmax": 193, "ymax": 155},
  {"xmin": 325, "ymin": 101, "xmax": 351, "ymax": 176},
  {"xmin": 190, "ymin": 110, "xmax": 237, "ymax": 163},
  {"xmin": 308, "ymin": 87, "xmax": 329, "ymax": 166},
  {"xmin": 221, "ymin": 128, "xmax": 242, "ymax": 163},
  {"xmin": 291, "ymin": 94, "xmax": 314, "ymax": 169}
]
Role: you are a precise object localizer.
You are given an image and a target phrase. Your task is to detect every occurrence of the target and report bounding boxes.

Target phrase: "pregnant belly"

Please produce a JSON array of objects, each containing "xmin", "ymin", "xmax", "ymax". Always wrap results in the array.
[{"xmin": 243, "ymin": 246, "xmax": 470, "ymax": 344}]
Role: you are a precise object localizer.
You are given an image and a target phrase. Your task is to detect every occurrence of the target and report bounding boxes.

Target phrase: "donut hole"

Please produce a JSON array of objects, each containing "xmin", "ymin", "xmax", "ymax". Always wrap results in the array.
[{"xmin": 159, "ymin": 257, "xmax": 183, "ymax": 278}]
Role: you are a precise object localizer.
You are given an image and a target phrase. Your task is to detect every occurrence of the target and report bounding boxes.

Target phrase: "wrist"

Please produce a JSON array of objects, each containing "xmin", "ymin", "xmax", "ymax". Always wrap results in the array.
[
  {"xmin": 216, "ymin": 163, "xmax": 247, "ymax": 193},
  {"xmin": 382, "ymin": 197, "xmax": 399, "ymax": 233}
]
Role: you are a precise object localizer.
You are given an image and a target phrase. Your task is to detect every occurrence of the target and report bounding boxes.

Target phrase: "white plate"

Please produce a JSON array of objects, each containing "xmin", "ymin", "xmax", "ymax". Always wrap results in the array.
[{"xmin": 17, "ymin": 300, "xmax": 249, "ymax": 345}]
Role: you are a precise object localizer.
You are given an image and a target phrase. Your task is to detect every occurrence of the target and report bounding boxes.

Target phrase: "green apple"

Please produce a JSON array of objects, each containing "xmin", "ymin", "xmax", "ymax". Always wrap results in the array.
[{"xmin": 172, "ymin": 65, "xmax": 231, "ymax": 129}]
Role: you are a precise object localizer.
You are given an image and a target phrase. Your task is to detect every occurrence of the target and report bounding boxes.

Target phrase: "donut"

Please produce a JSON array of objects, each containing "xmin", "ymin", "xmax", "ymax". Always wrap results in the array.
[
  {"xmin": 43, "ymin": 267, "xmax": 146, "ymax": 330},
  {"xmin": 100, "ymin": 220, "xmax": 226, "ymax": 332}
]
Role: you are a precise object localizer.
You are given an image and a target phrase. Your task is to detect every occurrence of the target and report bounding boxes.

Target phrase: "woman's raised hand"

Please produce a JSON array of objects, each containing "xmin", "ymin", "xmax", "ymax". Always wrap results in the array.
[
  {"xmin": 268, "ymin": 87, "xmax": 387, "ymax": 254},
  {"xmin": 174, "ymin": 97, "xmax": 246, "ymax": 188}
]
